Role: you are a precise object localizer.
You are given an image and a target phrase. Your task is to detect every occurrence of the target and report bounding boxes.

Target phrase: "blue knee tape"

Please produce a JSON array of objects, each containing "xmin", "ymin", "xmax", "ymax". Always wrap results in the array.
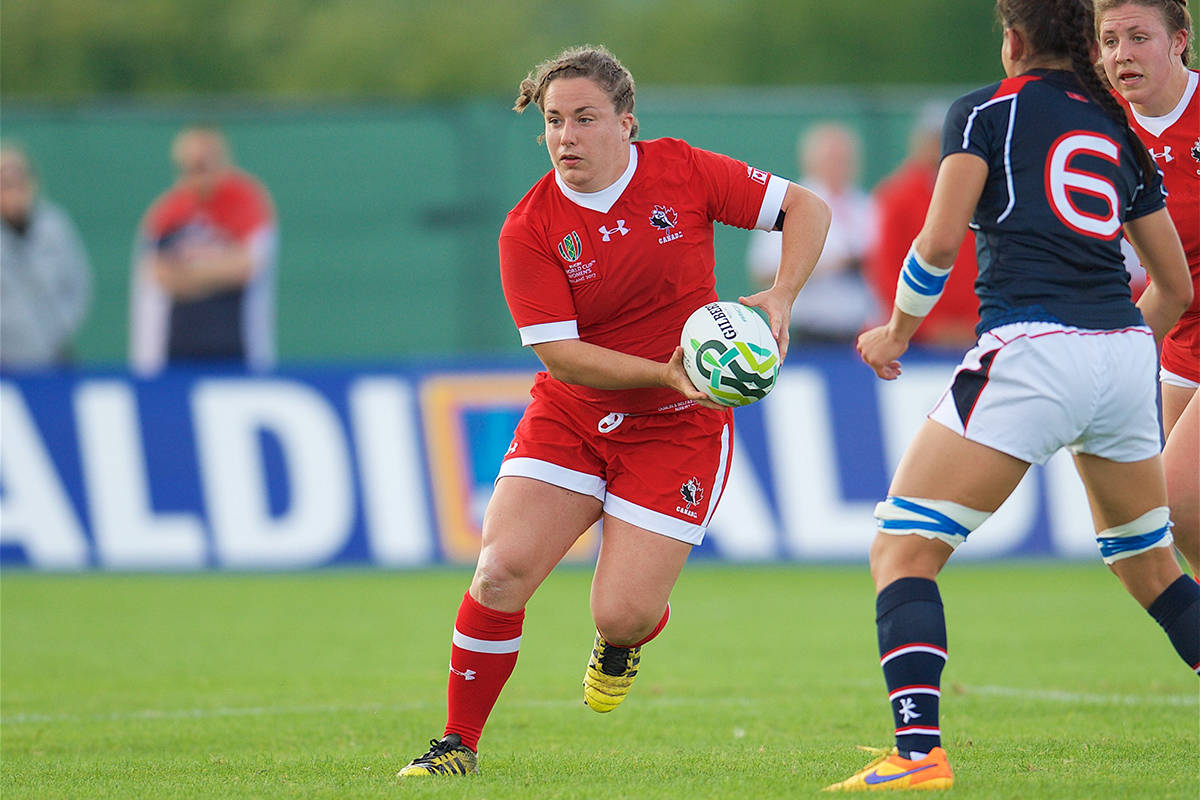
[
  {"xmin": 874, "ymin": 496, "xmax": 991, "ymax": 549},
  {"xmin": 1096, "ymin": 506, "xmax": 1173, "ymax": 564}
]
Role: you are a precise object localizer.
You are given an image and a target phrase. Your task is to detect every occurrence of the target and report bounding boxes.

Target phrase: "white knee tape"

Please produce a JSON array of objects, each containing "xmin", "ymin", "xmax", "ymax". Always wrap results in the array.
[
  {"xmin": 1096, "ymin": 506, "xmax": 1174, "ymax": 565},
  {"xmin": 874, "ymin": 496, "xmax": 992, "ymax": 549}
]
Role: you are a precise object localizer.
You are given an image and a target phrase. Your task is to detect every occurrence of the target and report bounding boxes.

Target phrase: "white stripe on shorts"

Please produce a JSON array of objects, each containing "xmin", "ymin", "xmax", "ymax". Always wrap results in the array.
[
  {"xmin": 496, "ymin": 457, "xmax": 606, "ymax": 500},
  {"xmin": 604, "ymin": 493, "xmax": 705, "ymax": 546},
  {"xmin": 452, "ymin": 629, "xmax": 522, "ymax": 654},
  {"xmin": 1160, "ymin": 366, "xmax": 1199, "ymax": 390},
  {"xmin": 700, "ymin": 422, "xmax": 732, "ymax": 528}
]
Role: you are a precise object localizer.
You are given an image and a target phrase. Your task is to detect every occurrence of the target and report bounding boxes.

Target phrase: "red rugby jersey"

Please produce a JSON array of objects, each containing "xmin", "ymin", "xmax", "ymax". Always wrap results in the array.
[
  {"xmin": 500, "ymin": 137, "xmax": 788, "ymax": 413},
  {"xmin": 142, "ymin": 169, "xmax": 274, "ymax": 244},
  {"xmin": 1121, "ymin": 69, "xmax": 1200, "ymax": 376}
]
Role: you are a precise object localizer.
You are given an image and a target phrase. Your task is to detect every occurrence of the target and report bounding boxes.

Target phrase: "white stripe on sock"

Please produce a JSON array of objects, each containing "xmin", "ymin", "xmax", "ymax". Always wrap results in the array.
[{"xmin": 452, "ymin": 629, "xmax": 521, "ymax": 654}]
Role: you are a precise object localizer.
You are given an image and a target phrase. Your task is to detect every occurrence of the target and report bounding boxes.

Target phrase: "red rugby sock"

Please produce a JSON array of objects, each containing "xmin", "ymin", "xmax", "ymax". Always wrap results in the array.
[{"xmin": 443, "ymin": 591, "xmax": 524, "ymax": 752}]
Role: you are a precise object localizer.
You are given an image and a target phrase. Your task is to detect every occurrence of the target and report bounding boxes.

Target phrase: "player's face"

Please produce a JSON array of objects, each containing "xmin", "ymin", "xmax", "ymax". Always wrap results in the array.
[
  {"xmin": 1098, "ymin": 4, "xmax": 1189, "ymax": 115},
  {"xmin": 542, "ymin": 77, "xmax": 634, "ymax": 193}
]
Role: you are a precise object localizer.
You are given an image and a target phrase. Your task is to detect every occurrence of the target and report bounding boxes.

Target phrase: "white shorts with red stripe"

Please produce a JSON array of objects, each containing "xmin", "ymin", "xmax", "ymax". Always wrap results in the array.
[{"xmin": 928, "ymin": 321, "xmax": 1161, "ymax": 465}]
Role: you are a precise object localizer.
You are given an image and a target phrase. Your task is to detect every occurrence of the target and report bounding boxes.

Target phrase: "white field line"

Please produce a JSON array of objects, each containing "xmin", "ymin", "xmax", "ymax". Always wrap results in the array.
[
  {"xmin": 956, "ymin": 683, "xmax": 1199, "ymax": 708},
  {"xmin": 2, "ymin": 684, "xmax": 1195, "ymax": 726}
]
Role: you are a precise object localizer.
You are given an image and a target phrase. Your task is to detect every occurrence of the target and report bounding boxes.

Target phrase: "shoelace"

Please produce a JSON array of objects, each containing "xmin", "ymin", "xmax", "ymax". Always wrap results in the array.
[
  {"xmin": 598, "ymin": 643, "xmax": 632, "ymax": 676},
  {"xmin": 416, "ymin": 737, "xmax": 458, "ymax": 762}
]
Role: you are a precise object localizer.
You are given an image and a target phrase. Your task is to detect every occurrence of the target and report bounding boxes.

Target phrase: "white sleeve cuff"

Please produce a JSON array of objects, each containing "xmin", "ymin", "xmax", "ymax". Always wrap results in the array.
[
  {"xmin": 754, "ymin": 174, "xmax": 790, "ymax": 231},
  {"xmin": 518, "ymin": 320, "xmax": 579, "ymax": 346}
]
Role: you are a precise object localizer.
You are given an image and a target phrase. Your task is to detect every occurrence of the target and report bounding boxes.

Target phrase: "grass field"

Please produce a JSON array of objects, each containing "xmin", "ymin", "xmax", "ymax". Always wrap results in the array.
[{"xmin": 2, "ymin": 563, "xmax": 1196, "ymax": 799}]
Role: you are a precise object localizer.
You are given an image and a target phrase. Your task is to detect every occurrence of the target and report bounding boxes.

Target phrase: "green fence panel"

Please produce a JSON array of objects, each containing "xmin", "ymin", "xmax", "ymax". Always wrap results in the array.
[{"xmin": 3, "ymin": 88, "xmax": 962, "ymax": 362}]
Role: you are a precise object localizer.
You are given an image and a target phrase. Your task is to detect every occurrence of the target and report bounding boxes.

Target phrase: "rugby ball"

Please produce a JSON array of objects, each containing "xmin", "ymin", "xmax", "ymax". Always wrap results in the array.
[{"xmin": 680, "ymin": 301, "xmax": 779, "ymax": 407}]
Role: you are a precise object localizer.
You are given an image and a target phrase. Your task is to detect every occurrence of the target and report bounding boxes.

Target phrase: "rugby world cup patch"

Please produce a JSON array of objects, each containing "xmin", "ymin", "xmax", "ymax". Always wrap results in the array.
[{"xmin": 557, "ymin": 230, "xmax": 582, "ymax": 262}]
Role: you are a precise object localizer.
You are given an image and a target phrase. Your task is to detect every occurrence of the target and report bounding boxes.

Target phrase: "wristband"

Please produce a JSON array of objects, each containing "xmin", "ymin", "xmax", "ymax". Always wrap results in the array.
[{"xmin": 894, "ymin": 243, "xmax": 952, "ymax": 317}]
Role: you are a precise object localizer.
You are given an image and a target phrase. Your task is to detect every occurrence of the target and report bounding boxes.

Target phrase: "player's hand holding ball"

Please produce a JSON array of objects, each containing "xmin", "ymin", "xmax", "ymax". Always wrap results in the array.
[
  {"xmin": 680, "ymin": 301, "xmax": 780, "ymax": 408},
  {"xmin": 738, "ymin": 287, "xmax": 793, "ymax": 361}
]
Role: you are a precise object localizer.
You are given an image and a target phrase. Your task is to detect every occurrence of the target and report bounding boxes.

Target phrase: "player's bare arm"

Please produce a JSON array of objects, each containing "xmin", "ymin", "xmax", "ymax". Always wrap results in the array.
[
  {"xmin": 857, "ymin": 152, "xmax": 987, "ymax": 380},
  {"xmin": 530, "ymin": 338, "xmax": 719, "ymax": 408},
  {"xmin": 739, "ymin": 181, "xmax": 830, "ymax": 361},
  {"xmin": 1125, "ymin": 208, "xmax": 1191, "ymax": 344}
]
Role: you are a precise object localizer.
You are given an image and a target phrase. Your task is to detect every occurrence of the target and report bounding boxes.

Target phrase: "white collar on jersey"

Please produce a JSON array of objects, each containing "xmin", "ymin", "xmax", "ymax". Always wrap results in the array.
[
  {"xmin": 554, "ymin": 143, "xmax": 637, "ymax": 214},
  {"xmin": 1131, "ymin": 69, "xmax": 1197, "ymax": 137}
]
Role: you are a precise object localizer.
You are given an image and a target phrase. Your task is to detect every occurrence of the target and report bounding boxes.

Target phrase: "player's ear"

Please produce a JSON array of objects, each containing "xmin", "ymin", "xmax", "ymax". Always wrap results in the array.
[
  {"xmin": 1003, "ymin": 26, "xmax": 1022, "ymax": 67},
  {"xmin": 1170, "ymin": 27, "xmax": 1188, "ymax": 61},
  {"xmin": 619, "ymin": 112, "xmax": 634, "ymax": 142},
  {"xmin": 1005, "ymin": 26, "xmax": 1027, "ymax": 65}
]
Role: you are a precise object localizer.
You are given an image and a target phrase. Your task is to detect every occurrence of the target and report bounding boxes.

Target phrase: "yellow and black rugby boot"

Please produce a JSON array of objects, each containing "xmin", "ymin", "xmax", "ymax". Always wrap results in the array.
[
  {"xmin": 582, "ymin": 632, "xmax": 641, "ymax": 712},
  {"xmin": 396, "ymin": 734, "xmax": 478, "ymax": 777},
  {"xmin": 823, "ymin": 745, "xmax": 953, "ymax": 791}
]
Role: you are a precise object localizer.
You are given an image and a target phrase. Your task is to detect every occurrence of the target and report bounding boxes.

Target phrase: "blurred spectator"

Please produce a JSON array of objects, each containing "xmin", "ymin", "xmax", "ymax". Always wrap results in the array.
[
  {"xmin": 130, "ymin": 125, "xmax": 277, "ymax": 374},
  {"xmin": 746, "ymin": 122, "xmax": 877, "ymax": 344},
  {"xmin": 0, "ymin": 144, "xmax": 92, "ymax": 368},
  {"xmin": 866, "ymin": 102, "xmax": 979, "ymax": 348}
]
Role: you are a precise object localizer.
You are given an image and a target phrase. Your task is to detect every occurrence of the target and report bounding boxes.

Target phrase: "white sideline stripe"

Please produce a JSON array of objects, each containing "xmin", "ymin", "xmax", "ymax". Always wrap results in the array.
[
  {"xmin": 5, "ymin": 683, "xmax": 1194, "ymax": 726},
  {"xmin": 856, "ymin": 680, "xmax": 1197, "ymax": 708},
  {"xmin": 965, "ymin": 684, "xmax": 1200, "ymax": 707},
  {"xmin": 452, "ymin": 629, "xmax": 521, "ymax": 654}
]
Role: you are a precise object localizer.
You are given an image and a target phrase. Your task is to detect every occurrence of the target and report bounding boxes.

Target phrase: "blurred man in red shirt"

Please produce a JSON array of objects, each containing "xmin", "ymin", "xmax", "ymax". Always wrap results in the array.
[
  {"xmin": 867, "ymin": 103, "xmax": 979, "ymax": 348},
  {"xmin": 130, "ymin": 125, "xmax": 278, "ymax": 374}
]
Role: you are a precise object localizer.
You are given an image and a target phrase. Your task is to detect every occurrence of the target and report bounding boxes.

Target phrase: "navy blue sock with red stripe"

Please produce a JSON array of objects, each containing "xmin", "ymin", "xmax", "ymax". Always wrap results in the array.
[
  {"xmin": 1147, "ymin": 575, "xmax": 1200, "ymax": 675},
  {"xmin": 876, "ymin": 577, "xmax": 947, "ymax": 759}
]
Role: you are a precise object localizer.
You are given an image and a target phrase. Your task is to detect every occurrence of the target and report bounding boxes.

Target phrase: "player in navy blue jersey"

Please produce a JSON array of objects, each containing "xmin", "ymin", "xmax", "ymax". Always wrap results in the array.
[{"xmin": 824, "ymin": 0, "xmax": 1195, "ymax": 792}]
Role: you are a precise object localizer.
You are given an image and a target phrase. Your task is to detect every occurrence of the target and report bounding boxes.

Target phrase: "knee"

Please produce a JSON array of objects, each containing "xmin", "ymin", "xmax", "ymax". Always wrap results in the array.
[
  {"xmin": 592, "ymin": 596, "xmax": 661, "ymax": 647},
  {"xmin": 869, "ymin": 496, "xmax": 985, "ymax": 589},
  {"xmin": 1097, "ymin": 506, "xmax": 1174, "ymax": 565},
  {"xmin": 470, "ymin": 550, "xmax": 535, "ymax": 611}
]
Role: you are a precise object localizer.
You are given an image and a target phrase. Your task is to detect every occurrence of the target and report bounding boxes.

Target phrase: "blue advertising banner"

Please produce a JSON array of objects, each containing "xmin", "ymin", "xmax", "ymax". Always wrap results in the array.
[{"xmin": 0, "ymin": 351, "xmax": 1104, "ymax": 570}]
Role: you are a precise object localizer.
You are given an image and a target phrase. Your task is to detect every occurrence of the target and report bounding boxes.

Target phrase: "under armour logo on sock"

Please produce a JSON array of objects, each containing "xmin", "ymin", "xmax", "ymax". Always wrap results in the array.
[
  {"xmin": 598, "ymin": 220, "xmax": 629, "ymax": 242},
  {"xmin": 450, "ymin": 666, "xmax": 476, "ymax": 681}
]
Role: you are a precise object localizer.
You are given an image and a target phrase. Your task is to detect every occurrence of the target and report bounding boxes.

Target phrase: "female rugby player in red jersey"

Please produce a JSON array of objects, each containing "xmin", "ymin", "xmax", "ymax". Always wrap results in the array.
[
  {"xmin": 398, "ymin": 45, "xmax": 830, "ymax": 777},
  {"xmin": 1097, "ymin": 0, "xmax": 1199, "ymax": 578}
]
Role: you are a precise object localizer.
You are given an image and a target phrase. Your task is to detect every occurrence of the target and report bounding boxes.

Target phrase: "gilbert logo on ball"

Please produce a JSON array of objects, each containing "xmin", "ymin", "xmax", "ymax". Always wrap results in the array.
[{"xmin": 681, "ymin": 302, "xmax": 779, "ymax": 407}]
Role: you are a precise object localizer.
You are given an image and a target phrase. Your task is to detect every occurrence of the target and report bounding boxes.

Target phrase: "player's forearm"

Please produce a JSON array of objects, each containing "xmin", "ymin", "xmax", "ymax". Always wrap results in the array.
[
  {"xmin": 1126, "ymin": 208, "xmax": 1192, "ymax": 343},
  {"xmin": 884, "ymin": 305, "xmax": 925, "ymax": 346},
  {"xmin": 1137, "ymin": 282, "xmax": 1189, "ymax": 345},
  {"xmin": 531, "ymin": 339, "xmax": 673, "ymax": 391},
  {"xmin": 772, "ymin": 184, "xmax": 831, "ymax": 300}
]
